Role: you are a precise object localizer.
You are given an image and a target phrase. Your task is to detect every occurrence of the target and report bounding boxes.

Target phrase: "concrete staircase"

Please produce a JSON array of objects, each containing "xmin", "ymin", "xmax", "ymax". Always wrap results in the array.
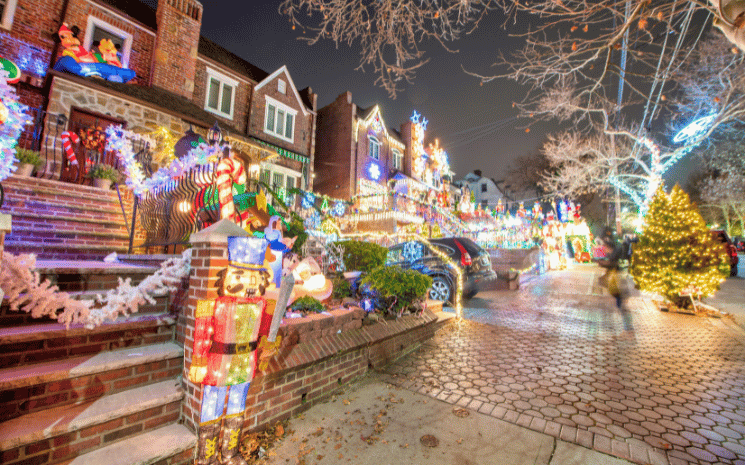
[
  {"xmin": 0, "ymin": 313, "xmax": 195, "ymax": 465},
  {"xmin": 0, "ymin": 174, "xmax": 135, "ymax": 260},
  {"xmin": 0, "ymin": 174, "xmax": 195, "ymax": 464}
]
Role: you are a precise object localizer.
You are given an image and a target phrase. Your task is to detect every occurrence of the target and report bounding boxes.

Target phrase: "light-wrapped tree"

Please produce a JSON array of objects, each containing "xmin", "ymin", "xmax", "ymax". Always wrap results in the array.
[{"xmin": 630, "ymin": 185, "xmax": 730, "ymax": 308}]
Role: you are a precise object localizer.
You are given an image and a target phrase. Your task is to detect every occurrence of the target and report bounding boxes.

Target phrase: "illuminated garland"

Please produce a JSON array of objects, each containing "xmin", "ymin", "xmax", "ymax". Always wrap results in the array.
[
  {"xmin": 0, "ymin": 72, "xmax": 33, "ymax": 181},
  {"xmin": 105, "ymin": 125, "xmax": 220, "ymax": 196}
]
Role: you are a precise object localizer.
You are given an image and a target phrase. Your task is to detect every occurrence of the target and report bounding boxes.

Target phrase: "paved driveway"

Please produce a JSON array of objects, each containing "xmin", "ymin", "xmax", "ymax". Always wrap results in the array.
[{"xmin": 381, "ymin": 265, "xmax": 745, "ymax": 465}]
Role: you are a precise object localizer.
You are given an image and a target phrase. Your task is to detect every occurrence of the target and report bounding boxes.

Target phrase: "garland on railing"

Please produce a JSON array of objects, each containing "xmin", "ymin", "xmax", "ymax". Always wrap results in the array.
[
  {"xmin": 105, "ymin": 125, "xmax": 220, "ymax": 197},
  {"xmin": 0, "ymin": 251, "xmax": 191, "ymax": 329}
]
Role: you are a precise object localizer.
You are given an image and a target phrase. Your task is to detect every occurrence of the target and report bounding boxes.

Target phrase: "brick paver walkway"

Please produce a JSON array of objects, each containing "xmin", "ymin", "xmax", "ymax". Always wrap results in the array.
[{"xmin": 380, "ymin": 266, "xmax": 745, "ymax": 465}]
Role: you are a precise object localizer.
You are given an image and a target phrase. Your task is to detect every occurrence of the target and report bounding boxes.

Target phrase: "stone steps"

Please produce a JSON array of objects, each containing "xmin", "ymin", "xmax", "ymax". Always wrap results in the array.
[
  {"xmin": 0, "ymin": 313, "xmax": 190, "ymax": 465},
  {"xmin": 64, "ymin": 424, "xmax": 195, "ymax": 465},
  {"xmin": 1, "ymin": 174, "xmax": 135, "ymax": 260},
  {"xmin": 0, "ymin": 342, "xmax": 183, "ymax": 422}
]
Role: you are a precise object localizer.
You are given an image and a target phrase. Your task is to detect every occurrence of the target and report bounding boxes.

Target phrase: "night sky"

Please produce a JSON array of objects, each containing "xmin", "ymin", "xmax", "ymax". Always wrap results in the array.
[
  {"xmin": 197, "ymin": 0, "xmax": 552, "ymax": 183},
  {"xmin": 169, "ymin": 0, "xmax": 705, "ymax": 190}
]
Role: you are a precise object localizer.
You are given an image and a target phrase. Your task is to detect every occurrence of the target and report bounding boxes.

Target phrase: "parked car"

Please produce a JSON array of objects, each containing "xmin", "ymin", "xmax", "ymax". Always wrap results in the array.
[
  {"xmin": 711, "ymin": 230, "xmax": 739, "ymax": 277},
  {"xmin": 385, "ymin": 237, "xmax": 497, "ymax": 303}
]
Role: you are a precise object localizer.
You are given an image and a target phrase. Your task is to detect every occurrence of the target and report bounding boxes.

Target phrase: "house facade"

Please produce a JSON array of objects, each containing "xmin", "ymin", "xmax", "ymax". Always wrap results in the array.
[
  {"xmin": 313, "ymin": 91, "xmax": 405, "ymax": 202},
  {"xmin": 0, "ymin": 0, "xmax": 316, "ymax": 193},
  {"xmin": 457, "ymin": 170, "xmax": 507, "ymax": 211}
]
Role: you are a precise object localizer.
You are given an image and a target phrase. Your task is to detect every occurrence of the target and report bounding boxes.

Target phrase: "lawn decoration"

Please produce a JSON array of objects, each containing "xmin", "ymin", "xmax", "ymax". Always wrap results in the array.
[
  {"xmin": 190, "ymin": 235, "xmax": 293, "ymax": 465},
  {"xmin": 53, "ymin": 23, "xmax": 136, "ymax": 82},
  {"xmin": 60, "ymin": 130, "xmax": 80, "ymax": 165}
]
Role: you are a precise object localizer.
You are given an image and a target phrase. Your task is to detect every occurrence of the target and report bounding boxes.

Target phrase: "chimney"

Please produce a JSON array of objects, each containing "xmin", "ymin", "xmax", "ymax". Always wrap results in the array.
[
  {"xmin": 152, "ymin": 0, "xmax": 203, "ymax": 99},
  {"xmin": 474, "ymin": 169, "xmax": 482, "ymax": 177}
]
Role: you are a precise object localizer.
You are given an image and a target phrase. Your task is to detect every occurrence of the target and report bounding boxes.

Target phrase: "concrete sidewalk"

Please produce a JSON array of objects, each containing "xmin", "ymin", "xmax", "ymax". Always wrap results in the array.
[{"xmin": 262, "ymin": 371, "xmax": 633, "ymax": 465}]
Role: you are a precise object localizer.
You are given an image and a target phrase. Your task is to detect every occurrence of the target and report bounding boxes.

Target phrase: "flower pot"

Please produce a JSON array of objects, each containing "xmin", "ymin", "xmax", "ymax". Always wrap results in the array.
[
  {"xmin": 14, "ymin": 163, "xmax": 34, "ymax": 177},
  {"xmin": 93, "ymin": 178, "xmax": 112, "ymax": 190}
]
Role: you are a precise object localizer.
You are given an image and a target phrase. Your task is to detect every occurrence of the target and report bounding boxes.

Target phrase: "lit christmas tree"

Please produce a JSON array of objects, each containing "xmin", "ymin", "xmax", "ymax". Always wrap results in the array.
[{"xmin": 630, "ymin": 185, "xmax": 730, "ymax": 307}]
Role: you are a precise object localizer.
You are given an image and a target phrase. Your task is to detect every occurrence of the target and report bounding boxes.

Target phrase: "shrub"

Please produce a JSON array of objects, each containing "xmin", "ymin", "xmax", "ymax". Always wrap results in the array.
[
  {"xmin": 15, "ymin": 148, "xmax": 42, "ymax": 167},
  {"xmin": 86, "ymin": 163, "xmax": 121, "ymax": 183},
  {"xmin": 334, "ymin": 240, "xmax": 387, "ymax": 273},
  {"xmin": 331, "ymin": 275, "xmax": 353, "ymax": 300},
  {"xmin": 289, "ymin": 295, "xmax": 325, "ymax": 315},
  {"xmin": 287, "ymin": 215, "xmax": 308, "ymax": 255},
  {"xmin": 359, "ymin": 266, "xmax": 432, "ymax": 317}
]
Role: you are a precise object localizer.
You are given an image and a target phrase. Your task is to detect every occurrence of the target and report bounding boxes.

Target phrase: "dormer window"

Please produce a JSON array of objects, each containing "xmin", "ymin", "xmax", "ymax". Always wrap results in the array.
[
  {"xmin": 84, "ymin": 16, "xmax": 133, "ymax": 67},
  {"xmin": 368, "ymin": 136, "xmax": 380, "ymax": 160},
  {"xmin": 264, "ymin": 95, "xmax": 296, "ymax": 143},
  {"xmin": 204, "ymin": 67, "xmax": 238, "ymax": 119},
  {"xmin": 278, "ymin": 79, "xmax": 286, "ymax": 94}
]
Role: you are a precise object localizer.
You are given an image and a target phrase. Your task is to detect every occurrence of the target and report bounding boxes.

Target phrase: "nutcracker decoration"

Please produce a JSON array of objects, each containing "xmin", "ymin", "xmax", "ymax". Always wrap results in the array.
[{"xmin": 190, "ymin": 234, "xmax": 294, "ymax": 465}]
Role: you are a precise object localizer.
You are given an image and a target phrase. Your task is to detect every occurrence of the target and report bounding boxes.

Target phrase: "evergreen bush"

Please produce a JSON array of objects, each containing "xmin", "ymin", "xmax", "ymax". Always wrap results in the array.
[
  {"xmin": 359, "ymin": 266, "xmax": 432, "ymax": 317},
  {"xmin": 334, "ymin": 240, "xmax": 387, "ymax": 272},
  {"xmin": 289, "ymin": 295, "xmax": 325, "ymax": 315},
  {"xmin": 630, "ymin": 185, "xmax": 729, "ymax": 307}
]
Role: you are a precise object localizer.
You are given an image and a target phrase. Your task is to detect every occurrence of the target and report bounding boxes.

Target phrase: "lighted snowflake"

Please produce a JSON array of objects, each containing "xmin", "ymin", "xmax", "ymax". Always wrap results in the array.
[
  {"xmin": 302, "ymin": 192, "xmax": 315, "ymax": 209},
  {"xmin": 332, "ymin": 201, "xmax": 346, "ymax": 217},
  {"xmin": 368, "ymin": 162, "xmax": 381, "ymax": 181},
  {"xmin": 402, "ymin": 241, "xmax": 424, "ymax": 262}
]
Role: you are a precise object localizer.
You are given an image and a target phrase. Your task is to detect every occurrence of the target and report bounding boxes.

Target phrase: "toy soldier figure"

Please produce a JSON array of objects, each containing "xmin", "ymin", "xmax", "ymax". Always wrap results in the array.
[{"xmin": 190, "ymin": 235, "xmax": 292, "ymax": 465}]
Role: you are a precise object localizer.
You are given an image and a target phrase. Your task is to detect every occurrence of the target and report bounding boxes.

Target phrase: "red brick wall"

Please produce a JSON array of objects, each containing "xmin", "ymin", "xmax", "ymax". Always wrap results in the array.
[
  {"xmin": 192, "ymin": 60, "xmax": 252, "ymax": 134},
  {"xmin": 177, "ymin": 239, "xmax": 226, "ymax": 432},
  {"xmin": 0, "ymin": 0, "xmax": 63, "ymax": 73},
  {"xmin": 248, "ymin": 69, "xmax": 315, "ymax": 159},
  {"xmin": 62, "ymin": 0, "xmax": 157, "ymax": 87},
  {"xmin": 152, "ymin": 0, "xmax": 201, "ymax": 99},
  {"xmin": 314, "ymin": 92, "xmax": 355, "ymax": 199}
]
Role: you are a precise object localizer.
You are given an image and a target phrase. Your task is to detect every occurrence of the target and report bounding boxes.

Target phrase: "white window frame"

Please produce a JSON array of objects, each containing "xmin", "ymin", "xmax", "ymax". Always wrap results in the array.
[
  {"xmin": 264, "ymin": 95, "xmax": 297, "ymax": 143},
  {"xmin": 368, "ymin": 136, "xmax": 380, "ymax": 160},
  {"xmin": 392, "ymin": 149, "xmax": 402, "ymax": 170},
  {"xmin": 0, "ymin": 0, "xmax": 18, "ymax": 30},
  {"xmin": 204, "ymin": 67, "xmax": 238, "ymax": 119},
  {"xmin": 278, "ymin": 79, "xmax": 286, "ymax": 94},
  {"xmin": 84, "ymin": 16, "xmax": 133, "ymax": 67},
  {"xmin": 261, "ymin": 162, "xmax": 305, "ymax": 190}
]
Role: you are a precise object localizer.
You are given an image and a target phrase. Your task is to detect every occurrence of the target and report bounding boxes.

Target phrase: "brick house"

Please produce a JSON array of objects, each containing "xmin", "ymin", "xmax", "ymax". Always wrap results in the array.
[
  {"xmin": 313, "ymin": 91, "xmax": 405, "ymax": 202},
  {"xmin": 0, "ymin": 0, "xmax": 316, "ymax": 193},
  {"xmin": 314, "ymin": 92, "xmax": 456, "ymax": 233},
  {"xmin": 0, "ymin": 0, "xmax": 317, "ymax": 256}
]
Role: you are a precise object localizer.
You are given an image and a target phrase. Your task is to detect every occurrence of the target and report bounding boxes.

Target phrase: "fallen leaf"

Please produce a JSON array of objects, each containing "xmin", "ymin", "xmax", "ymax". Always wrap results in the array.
[
  {"xmin": 335, "ymin": 443, "xmax": 342, "ymax": 450},
  {"xmin": 275, "ymin": 425, "xmax": 284, "ymax": 438},
  {"xmin": 457, "ymin": 438, "xmax": 464, "ymax": 444}
]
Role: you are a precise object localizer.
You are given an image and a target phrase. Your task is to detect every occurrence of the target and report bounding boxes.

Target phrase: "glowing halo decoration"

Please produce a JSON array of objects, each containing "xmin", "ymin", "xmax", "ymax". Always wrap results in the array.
[
  {"xmin": 672, "ymin": 113, "xmax": 717, "ymax": 144},
  {"xmin": 105, "ymin": 125, "xmax": 222, "ymax": 196}
]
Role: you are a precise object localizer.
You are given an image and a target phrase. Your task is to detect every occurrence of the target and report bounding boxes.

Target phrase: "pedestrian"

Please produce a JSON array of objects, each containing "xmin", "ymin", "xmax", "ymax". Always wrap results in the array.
[{"xmin": 595, "ymin": 228, "xmax": 633, "ymax": 334}]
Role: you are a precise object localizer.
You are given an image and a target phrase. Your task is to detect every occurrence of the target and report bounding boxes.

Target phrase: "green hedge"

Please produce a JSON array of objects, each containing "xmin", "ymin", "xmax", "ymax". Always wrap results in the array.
[
  {"xmin": 360, "ymin": 266, "xmax": 432, "ymax": 316},
  {"xmin": 334, "ymin": 240, "xmax": 387, "ymax": 273}
]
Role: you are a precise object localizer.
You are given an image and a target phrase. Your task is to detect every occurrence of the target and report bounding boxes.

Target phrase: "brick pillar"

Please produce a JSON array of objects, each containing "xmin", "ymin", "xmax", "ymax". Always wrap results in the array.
[{"xmin": 179, "ymin": 219, "xmax": 248, "ymax": 433}]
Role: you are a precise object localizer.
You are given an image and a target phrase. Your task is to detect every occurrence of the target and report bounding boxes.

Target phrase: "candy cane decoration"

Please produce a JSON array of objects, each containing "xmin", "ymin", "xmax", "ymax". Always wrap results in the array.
[
  {"xmin": 215, "ymin": 157, "xmax": 247, "ymax": 224},
  {"xmin": 60, "ymin": 131, "xmax": 80, "ymax": 165}
]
